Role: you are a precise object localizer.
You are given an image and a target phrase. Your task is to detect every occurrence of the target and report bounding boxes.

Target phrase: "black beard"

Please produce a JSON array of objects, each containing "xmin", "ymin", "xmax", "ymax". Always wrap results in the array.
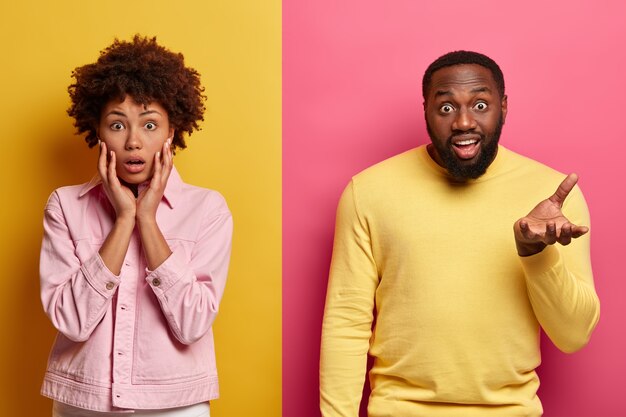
[{"xmin": 427, "ymin": 115, "xmax": 504, "ymax": 181}]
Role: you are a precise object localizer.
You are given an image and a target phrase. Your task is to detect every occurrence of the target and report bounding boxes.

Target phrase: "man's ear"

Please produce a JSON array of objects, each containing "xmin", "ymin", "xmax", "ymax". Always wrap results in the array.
[{"xmin": 501, "ymin": 95, "xmax": 508, "ymax": 123}]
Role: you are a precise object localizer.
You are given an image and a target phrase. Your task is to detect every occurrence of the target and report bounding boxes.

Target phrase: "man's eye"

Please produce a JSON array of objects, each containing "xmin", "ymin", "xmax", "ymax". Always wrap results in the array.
[
  {"xmin": 110, "ymin": 122, "xmax": 124, "ymax": 131},
  {"xmin": 145, "ymin": 122, "xmax": 157, "ymax": 130},
  {"xmin": 474, "ymin": 102, "xmax": 488, "ymax": 111},
  {"xmin": 440, "ymin": 105, "xmax": 454, "ymax": 114}
]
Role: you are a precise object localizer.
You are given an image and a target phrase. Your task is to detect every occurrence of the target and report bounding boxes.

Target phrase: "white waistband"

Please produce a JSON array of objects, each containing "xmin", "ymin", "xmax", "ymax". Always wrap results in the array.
[{"xmin": 53, "ymin": 401, "xmax": 210, "ymax": 417}]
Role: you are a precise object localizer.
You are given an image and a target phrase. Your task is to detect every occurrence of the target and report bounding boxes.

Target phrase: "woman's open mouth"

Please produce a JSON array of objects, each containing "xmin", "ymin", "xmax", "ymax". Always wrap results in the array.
[{"xmin": 123, "ymin": 158, "xmax": 146, "ymax": 173}]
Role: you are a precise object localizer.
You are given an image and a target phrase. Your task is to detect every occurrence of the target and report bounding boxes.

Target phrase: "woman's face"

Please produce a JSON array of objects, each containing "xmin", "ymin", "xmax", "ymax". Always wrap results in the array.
[{"xmin": 98, "ymin": 96, "xmax": 174, "ymax": 185}]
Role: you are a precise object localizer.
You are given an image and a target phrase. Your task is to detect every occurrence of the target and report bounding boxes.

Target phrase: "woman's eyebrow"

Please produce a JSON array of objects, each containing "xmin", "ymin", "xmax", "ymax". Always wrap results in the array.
[
  {"xmin": 103, "ymin": 109, "xmax": 163, "ymax": 117},
  {"xmin": 139, "ymin": 109, "xmax": 162, "ymax": 116},
  {"xmin": 104, "ymin": 110, "xmax": 127, "ymax": 117}
]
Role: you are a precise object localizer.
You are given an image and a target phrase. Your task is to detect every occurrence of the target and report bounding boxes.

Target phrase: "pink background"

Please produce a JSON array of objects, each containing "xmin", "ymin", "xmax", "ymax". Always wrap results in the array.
[{"xmin": 283, "ymin": 1, "xmax": 626, "ymax": 416}]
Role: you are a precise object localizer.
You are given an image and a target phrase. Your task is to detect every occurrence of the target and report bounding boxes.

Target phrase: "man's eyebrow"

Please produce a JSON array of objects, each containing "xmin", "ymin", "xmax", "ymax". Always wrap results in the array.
[
  {"xmin": 434, "ymin": 86, "xmax": 493, "ymax": 97},
  {"xmin": 471, "ymin": 86, "xmax": 491, "ymax": 94}
]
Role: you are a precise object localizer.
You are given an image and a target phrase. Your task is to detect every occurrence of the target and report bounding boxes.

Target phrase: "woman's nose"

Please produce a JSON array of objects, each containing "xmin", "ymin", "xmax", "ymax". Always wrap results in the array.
[{"xmin": 124, "ymin": 128, "xmax": 142, "ymax": 150}]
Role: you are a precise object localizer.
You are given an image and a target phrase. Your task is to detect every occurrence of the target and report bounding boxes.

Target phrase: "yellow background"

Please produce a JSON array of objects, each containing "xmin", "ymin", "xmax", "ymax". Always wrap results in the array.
[{"xmin": 0, "ymin": 1, "xmax": 281, "ymax": 415}]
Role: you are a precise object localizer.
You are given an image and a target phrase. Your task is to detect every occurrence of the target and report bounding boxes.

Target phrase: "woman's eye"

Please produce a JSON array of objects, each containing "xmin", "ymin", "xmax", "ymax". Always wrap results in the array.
[
  {"xmin": 440, "ymin": 104, "xmax": 454, "ymax": 114},
  {"xmin": 110, "ymin": 122, "xmax": 124, "ymax": 131},
  {"xmin": 145, "ymin": 122, "xmax": 157, "ymax": 130},
  {"xmin": 474, "ymin": 102, "xmax": 488, "ymax": 111}
]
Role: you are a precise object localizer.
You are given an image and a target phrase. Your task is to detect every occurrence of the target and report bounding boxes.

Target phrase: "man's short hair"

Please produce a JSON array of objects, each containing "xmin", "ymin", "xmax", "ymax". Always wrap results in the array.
[{"xmin": 422, "ymin": 50, "xmax": 505, "ymax": 100}]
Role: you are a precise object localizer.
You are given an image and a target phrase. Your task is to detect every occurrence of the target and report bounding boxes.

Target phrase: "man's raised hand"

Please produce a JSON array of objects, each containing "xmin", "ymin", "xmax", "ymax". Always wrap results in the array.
[{"xmin": 514, "ymin": 173, "xmax": 589, "ymax": 257}]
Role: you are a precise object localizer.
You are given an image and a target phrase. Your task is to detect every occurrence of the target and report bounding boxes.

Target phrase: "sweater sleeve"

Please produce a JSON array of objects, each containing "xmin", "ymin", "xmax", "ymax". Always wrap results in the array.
[
  {"xmin": 320, "ymin": 180, "xmax": 379, "ymax": 417},
  {"xmin": 520, "ymin": 185, "xmax": 600, "ymax": 353}
]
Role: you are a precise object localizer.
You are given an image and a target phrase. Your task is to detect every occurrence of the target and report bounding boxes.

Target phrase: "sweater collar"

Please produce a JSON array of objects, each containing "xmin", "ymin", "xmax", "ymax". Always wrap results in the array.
[{"xmin": 420, "ymin": 143, "xmax": 507, "ymax": 183}]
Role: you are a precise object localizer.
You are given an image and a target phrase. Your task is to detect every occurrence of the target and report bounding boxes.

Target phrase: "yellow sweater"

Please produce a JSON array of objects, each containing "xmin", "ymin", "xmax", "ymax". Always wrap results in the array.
[{"xmin": 320, "ymin": 145, "xmax": 600, "ymax": 417}]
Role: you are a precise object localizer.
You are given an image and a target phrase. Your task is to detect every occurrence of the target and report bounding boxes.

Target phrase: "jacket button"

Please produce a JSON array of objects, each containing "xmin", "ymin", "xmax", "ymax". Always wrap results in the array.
[
  {"xmin": 106, "ymin": 282, "xmax": 115, "ymax": 290},
  {"xmin": 152, "ymin": 278, "xmax": 161, "ymax": 287}
]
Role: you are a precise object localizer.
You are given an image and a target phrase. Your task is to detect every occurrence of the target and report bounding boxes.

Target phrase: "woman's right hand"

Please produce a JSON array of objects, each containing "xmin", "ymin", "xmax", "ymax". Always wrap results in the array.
[{"xmin": 98, "ymin": 141, "xmax": 136, "ymax": 222}]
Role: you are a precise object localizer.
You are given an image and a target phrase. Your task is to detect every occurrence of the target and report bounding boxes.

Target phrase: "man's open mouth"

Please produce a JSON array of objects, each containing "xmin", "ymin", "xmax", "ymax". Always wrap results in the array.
[{"xmin": 451, "ymin": 136, "xmax": 481, "ymax": 160}]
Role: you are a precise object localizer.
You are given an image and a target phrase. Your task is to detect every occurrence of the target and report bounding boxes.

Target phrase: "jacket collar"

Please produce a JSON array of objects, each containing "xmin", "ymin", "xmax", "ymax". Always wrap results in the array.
[{"xmin": 78, "ymin": 166, "xmax": 183, "ymax": 209}]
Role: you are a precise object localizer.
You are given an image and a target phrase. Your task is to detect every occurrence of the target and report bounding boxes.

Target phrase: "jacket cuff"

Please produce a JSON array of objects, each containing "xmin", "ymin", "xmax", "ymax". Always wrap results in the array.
[
  {"xmin": 81, "ymin": 253, "xmax": 121, "ymax": 297},
  {"xmin": 145, "ymin": 249, "xmax": 187, "ymax": 294}
]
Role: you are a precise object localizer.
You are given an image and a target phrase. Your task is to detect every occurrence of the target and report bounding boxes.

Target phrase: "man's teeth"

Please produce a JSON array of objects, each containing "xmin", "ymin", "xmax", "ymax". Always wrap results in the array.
[{"xmin": 455, "ymin": 139, "xmax": 478, "ymax": 146}]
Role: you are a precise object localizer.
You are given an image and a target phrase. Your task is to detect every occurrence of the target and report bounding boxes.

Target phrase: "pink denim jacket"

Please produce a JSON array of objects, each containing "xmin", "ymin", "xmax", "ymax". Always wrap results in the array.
[{"xmin": 40, "ymin": 167, "xmax": 232, "ymax": 412}]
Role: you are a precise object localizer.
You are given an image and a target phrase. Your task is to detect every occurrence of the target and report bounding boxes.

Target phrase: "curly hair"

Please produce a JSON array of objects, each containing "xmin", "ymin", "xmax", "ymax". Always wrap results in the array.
[
  {"xmin": 67, "ymin": 35, "xmax": 206, "ymax": 151},
  {"xmin": 422, "ymin": 50, "xmax": 505, "ymax": 100}
]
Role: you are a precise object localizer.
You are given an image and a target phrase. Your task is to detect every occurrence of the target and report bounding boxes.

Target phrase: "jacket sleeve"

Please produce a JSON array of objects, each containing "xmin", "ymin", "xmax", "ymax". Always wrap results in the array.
[
  {"xmin": 520, "ymin": 185, "xmax": 600, "ymax": 353},
  {"xmin": 320, "ymin": 180, "xmax": 379, "ymax": 417},
  {"xmin": 40, "ymin": 191, "xmax": 120, "ymax": 342},
  {"xmin": 145, "ymin": 192, "xmax": 233, "ymax": 345}
]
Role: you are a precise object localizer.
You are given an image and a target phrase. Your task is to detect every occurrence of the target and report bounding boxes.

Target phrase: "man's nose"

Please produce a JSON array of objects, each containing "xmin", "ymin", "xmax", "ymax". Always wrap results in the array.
[{"xmin": 452, "ymin": 108, "xmax": 477, "ymax": 131}]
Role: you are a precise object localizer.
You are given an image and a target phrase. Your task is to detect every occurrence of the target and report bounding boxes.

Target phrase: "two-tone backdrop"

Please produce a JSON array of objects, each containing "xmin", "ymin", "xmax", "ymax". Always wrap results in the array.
[{"xmin": 1, "ymin": 0, "xmax": 624, "ymax": 416}]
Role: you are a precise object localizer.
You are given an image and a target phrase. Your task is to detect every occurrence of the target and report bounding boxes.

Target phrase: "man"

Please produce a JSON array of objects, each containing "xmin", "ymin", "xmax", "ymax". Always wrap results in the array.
[{"xmin": 320, "ymin": 51, "xmax": 600, "ymax": 417}]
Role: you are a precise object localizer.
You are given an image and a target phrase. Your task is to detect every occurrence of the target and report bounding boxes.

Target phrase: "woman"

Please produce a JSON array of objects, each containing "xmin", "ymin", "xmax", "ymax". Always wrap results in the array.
[{"xmin": 40, "ymin": 35, "xmax": 232, "ymax": 417}]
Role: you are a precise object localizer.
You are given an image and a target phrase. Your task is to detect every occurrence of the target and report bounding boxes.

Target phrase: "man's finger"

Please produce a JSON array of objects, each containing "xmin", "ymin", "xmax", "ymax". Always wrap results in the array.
[
  {"xmin": 548, "ymin": 173, "xmax": 578, "ymax": 207},
  {"xmin": 558, "ymin": 223, "xmax": 573, "ymax": 246},
  {"xmin": 571, "ymin": 225, "xmax": 589, "ymax": 238},
  {"xmin": 545, "ymin": 222, "xmax": 557, "ymax": 245},
  {"xmin": 519, "ymin": 220, "xmax": 536, "ymax": 240}
]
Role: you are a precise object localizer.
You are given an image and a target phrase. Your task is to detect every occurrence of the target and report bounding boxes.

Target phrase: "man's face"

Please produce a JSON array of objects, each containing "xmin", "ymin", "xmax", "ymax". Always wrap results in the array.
[{"xmin": 424, "ymin": 64, "xmax": 507, "ymax": 180}]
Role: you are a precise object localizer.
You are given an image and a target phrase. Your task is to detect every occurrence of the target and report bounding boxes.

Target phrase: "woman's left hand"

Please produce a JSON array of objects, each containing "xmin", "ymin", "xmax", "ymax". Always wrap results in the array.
[{"xmin": 136, "ymin": 139, "xmax": 173, "ymax": 222}]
